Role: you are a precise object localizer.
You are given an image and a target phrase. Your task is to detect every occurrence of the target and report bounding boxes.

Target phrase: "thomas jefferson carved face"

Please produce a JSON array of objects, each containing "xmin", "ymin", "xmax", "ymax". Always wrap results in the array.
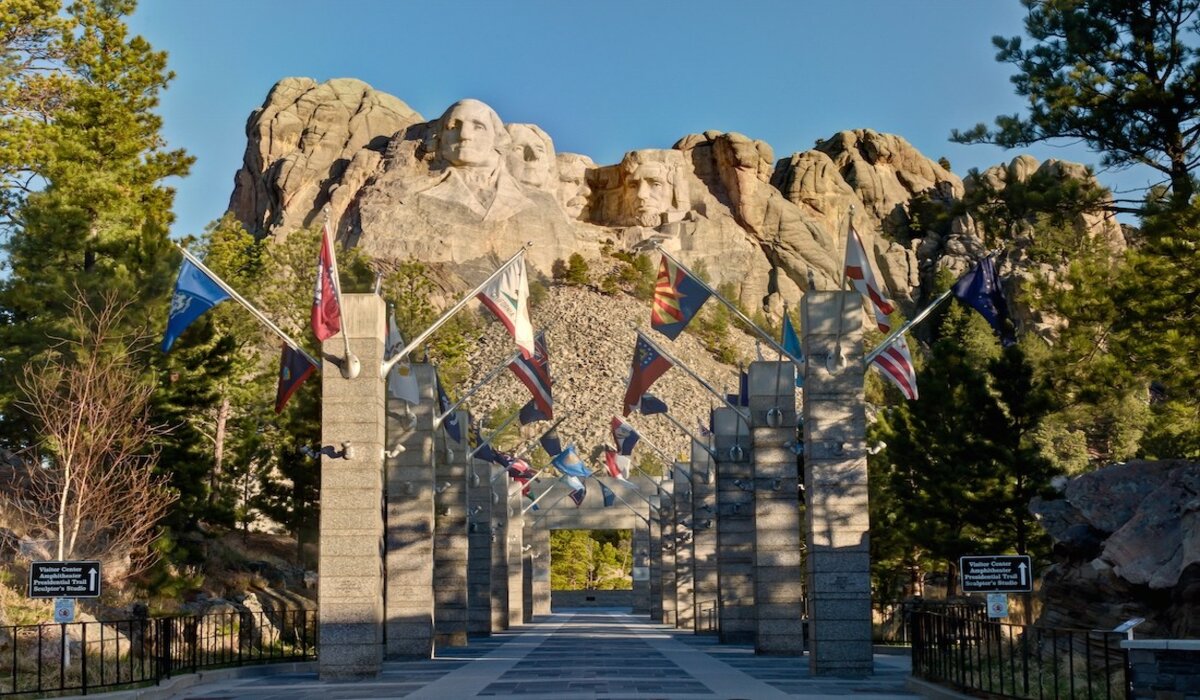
[
  {"xmin": 438, "ymin": 99, "xmax": 503, "ymax": 169},
  {"xmin": 506, "ymin": 124, "xmax": 556, "ymax": 190}
]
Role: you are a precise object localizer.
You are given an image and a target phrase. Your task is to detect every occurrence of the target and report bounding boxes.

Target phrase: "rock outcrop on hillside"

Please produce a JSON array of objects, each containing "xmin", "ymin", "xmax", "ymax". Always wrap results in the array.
[{"xmin": 1030, "ymin": 461, "xmax": 1200, "ymax": 637}]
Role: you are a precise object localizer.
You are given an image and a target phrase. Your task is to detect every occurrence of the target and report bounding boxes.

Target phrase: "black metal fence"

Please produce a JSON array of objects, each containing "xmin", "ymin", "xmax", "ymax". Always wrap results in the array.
[
  {"xmin": 911, "ymin": 608, "xmax": 1129, "ymax": 700},
  {"xmin": 0, "ymin": 608, "xmax": 317, "ymax": 697},
  {"xmin": 874, "ymin": 600, "xmax": 989, "ymax": 646}
]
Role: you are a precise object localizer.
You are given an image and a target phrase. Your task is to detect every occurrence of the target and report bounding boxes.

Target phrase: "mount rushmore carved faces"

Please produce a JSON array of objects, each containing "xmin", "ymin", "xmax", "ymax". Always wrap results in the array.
[
  {"xmin": 620, "ymin": 150, "xmax": 688, "ymax": 228},
  {"xmin": 505, "ymin": 123, "xmax": 557, "ymax": 191}
]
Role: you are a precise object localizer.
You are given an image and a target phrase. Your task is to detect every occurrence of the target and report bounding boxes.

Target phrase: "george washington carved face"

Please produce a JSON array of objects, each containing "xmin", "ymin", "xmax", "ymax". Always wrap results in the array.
[{"xmin": 437, "ymin": 99, "xmax": 507, "ymax": 169}]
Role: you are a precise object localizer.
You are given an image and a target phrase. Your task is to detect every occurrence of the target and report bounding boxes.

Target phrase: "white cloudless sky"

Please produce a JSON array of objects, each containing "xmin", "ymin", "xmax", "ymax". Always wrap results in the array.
[{"xmin": 128, "ymin": 0, "xmax": 1156, "ymax": 237}]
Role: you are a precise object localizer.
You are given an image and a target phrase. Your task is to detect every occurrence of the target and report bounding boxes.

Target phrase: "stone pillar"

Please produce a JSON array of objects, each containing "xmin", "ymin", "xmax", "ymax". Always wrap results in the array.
[
  {"xmin": 749, "ymin": 361, "xmax": 804, "ymax": 655},
  {"xmin": 318, "ymin": 294, "xmax": 386, "ymax": 679},
  {"xmin": 659, "ymin": 479, "xmax": 677, "ymax": 626},
  {"xmin": 632, "ymin": 525, "xmax": 650, "ymax": 615},
  {"xmin": 690, "ymin": 439, "xmax": 718, "ymax": 633},
  {"xmin": 530, "ymin": 525, "xmax": 551, "ymax": 617},
  {"xmin": 648, "ymin": 487, "xmax": 663, "ymax": 622},
  {"xmin": 802, "ymin": 291, "xmax": 872, "ymax": 676},
  {"xmin": 433, "ymin": 413, "xmax": 468, "ymax": 647},
  {"xmin": 488, "ymin": 468, "xmax": 509, "ymax": 630},
  {"xmin": 506, "ymin": 488, "xmax": 524, "ymax": 627},
  {"xmin": 385, "ymin": 363, "xmax": 437, "ymax": 659},
  {"xmin": 466, "ymin": 449, "xmax": 493, "ymax": 636},
  {"xmin": 673, "ymin": 463, "xmax": 695, "ymax": 630},
  {"xmin": 713, "ymin": 406, "xmax": 755, "ymax": 644},
  {"xmin": 521, "ymin": 519, "xmax": 535, "ymax": 623}
]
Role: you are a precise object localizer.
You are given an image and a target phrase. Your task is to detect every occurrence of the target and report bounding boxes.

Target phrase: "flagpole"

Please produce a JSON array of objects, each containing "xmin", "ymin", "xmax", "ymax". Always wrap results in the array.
[
  {"xmin": 323, "ymin": 208, "xmax": 359, "ymax": 379},
  {"xmin": 382, "ymin": 243, "xmax": 532, "ymax": 376},
  {"xmin": 522, "ymin": 466, "xmax": 599, "ymax": 515},
  {"xmin": 653, "ymin": 410, "xmax": 718, "ymax": 460},
  {"xmin": 435, "ymin": 350, "xmax": 522, "ymax": 427},
  {"xmin": 654, "ymin": 246, "xmax": 802, "ymax": 368},
  {"xmin": 630, "ymin": 429, "xmax": 691, "ymax": 479},
  {"xmin": 469, "ymin": 408, "xmax": 521, "ymax": 460},
  {"xmin": 637, "ymin": 332, "xmax": 750, "ymax": 422},
  {"xmin": 494, "ymin": 413, "xmax": 573, "ymax": 486},
  {"xmin": 863, "ymin": 288, "xmax": 953, "ymax": 365},
  {"xmin": 175, "ymin": 246, "xmax": 319, "ymax": 368}
]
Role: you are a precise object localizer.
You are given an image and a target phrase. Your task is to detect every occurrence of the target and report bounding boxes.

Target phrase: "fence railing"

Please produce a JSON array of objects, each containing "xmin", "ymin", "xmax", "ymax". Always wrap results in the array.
[
  {"xmin": 0, "ymin": 608, "xmax": 317, "ymax": 697},
  {"xmin": 695, "ymin": 600, "xmax": 718, "ymax": 634},
  {"xmin": 874, "ymin": 600, "xmax": 988, "ymax": 646},
  {"xmin": 911, "ymin": 608, "xmax": 1128, "ymax": 700}
]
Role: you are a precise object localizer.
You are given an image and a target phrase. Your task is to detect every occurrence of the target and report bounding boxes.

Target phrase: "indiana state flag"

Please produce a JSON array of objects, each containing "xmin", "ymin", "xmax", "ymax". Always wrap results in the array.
[
  {"xmin": 551, "ymin": 445, "xmax": 591, "ymax": 478},
  {"xmin": 163, "ymin": 257, "xmax": 232, "ymax": 352},
  {"xmin": 651, "ymin": 255, "xmax": 712, "ymax": 339}
]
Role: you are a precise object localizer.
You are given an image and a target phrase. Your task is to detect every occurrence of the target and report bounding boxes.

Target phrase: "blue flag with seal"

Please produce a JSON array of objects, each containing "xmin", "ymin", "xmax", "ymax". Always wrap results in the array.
[
  {"xmin": 274, "ymin": 344, "xmax": 315, "ymax": 413},
  {"xmin": 551, "ymin": 445, "xmax": 590, "ymax": 478},
  {"xmin": 163, "ymin": 257, "xmax": 231, "ymax": 352},
  {"xmin": 539, "ymin": 428, "xmax": 563, "ymax": 459},
  {"xmin": 436, "ymin": 373, "xmax": 463, "ymax": 444},
  {"xmin": 637, "ymin": 393, "xmax": 669, "ymax": 415}
]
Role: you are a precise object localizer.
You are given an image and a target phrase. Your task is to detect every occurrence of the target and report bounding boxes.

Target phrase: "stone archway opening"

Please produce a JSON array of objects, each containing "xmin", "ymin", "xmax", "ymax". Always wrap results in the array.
[{"xmin": 549, "ymin": 528, "xmax": 634, "ymax": 610}]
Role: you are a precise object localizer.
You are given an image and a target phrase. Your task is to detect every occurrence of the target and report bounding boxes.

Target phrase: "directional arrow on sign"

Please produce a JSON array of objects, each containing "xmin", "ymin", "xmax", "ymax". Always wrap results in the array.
[
  {"xmin": 89, "ymin": 567, "xmax": 97, "ymax": 590},
  {"xmin": 1018, "ymin": 562, "xmax": 1027, "ymax": 585}
]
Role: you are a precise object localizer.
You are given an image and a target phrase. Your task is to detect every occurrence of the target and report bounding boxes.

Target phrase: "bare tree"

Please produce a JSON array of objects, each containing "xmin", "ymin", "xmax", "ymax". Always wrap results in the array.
[{"xmin": 6, "ymin": 291, "xmax": 176, "ymax": 579}]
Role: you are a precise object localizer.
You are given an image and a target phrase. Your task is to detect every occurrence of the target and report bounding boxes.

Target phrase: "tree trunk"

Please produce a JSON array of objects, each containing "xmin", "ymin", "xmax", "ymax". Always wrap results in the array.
[{"xmin": 210, "ymin": 396, "xmax": 229, "ymax": 507}]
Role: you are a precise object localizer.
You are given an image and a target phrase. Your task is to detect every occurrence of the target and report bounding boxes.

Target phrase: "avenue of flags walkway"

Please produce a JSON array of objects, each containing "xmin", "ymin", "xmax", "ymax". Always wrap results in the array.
[{"xmin": 131, "ymin": 610, "xmax": 918, "ymax": 700}]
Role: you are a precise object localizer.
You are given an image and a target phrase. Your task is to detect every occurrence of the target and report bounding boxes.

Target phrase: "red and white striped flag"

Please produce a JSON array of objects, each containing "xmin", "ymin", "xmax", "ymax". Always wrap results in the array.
[
  {"xmin": 871, "ymin": 335, "xmax": 918, "ymax": 400},
  {"xmin": 844, "ymin": 227, "xmax": 895, "ymax": 333},
  {"xmin": 311, "ymin": 221, "xmax": 342, "ymax": 341}
]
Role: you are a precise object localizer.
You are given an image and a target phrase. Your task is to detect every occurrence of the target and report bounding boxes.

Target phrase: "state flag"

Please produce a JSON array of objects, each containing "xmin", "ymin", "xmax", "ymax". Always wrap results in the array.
[
  {"xmin": 637, "ymin": 393, "xmax": 669, "ymax": 415},
  {"xmin": 162, "ymin": 257, "xmax": 232, "ymax": 352},
  {"xmin": 551, "ymin": 445, "xmax": 590, "ymax": 478},
  {"xmin": 610, "ymin": 416, "xmax": 640, "ymax": 456},
  {"xmin": 274, "ymin": 344, "xmax": 316, "ymax": 413},
  {"xmin": 871, "ymin": 334, "xmax": 919, "ymax": 400},
  {"xmin": 844, "ymin": 227, "xmax": 895, "ymax": 333},
  {"xmin": 477, "ymin": 255, "xmax": 535, "ymax": 358},
  {"xmin": 951, "ymin": 255, "xmax": 1017, "ymax": 347},
  {"xmin": 623, "ymin": 333, "xmax": 672, "ymax": 416},
  {"xmin": 651, "ymin": 255, "xmax": 713, "ymax": 339},
  {"xmin": 539, "ymin": 428, "xmax": 563, "ymax": 459},
  {"xmin": 509, "ymin": 330, "xmax": 553, "ymax": 420},
  {"xmin": 471, "ymin": 420, "xmax": 498, "ymax": 463},
  {"xmin": 604, "ymin": 449, "xmax": 631, "ymax": 480},
  {"xmin": 600, "ymin": 482, "xmax": 616, "ymax": 508},
  {"xmin": 566, "ymin": 478, "xmax": 587, "ymax": 507},
  {"xmin": 387, "ymin": 311, "xmax": 421, "ymax": 404},
  {"xmin": 312, "ymin": 221, "xmax": 343, "ymax": 342},
  {"xmin": 436, "ymin": 373, "xmax": 463, "ymax": 444},
  {"xmin": 725, "ymin": 370, "xmax": 749, "ymax": 407},
  {"xmin": 782, "ymin": 312, "xmax": 804, "ymax": 388}
]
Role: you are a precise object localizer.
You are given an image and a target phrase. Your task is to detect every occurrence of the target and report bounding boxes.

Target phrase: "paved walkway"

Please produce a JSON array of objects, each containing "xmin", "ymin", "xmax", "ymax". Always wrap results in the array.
[{"xmin": 130, "ymin": 609, "xmax": 920, "ymax": 699}]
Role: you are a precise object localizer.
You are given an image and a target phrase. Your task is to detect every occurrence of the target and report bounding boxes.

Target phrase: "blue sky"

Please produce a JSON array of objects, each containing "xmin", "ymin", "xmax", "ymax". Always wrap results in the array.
[{"xmin": 128, "ymin": 1, "xmax": 1155, "ymax": 237}]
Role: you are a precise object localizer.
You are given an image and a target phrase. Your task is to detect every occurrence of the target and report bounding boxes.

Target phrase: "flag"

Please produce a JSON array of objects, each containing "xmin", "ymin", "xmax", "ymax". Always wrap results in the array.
[
  {"xmin": 274, "ymin": 344, "xmax": 316, "ymax": 413},
  {"xmin": 871, "ymin": 335, "xmax": 919, "ymax": 400},
  {"xmin": 477, "ymin": 255, "xmax": 535, "ymax": 358},
  {"xmin": 623, "ymin": 333, "xmax": 672, "ymax": 416},
  {"xmin": 539, "ymin": 428, "xmax": 563, "ymax": 459},
  {"xmin": 697, "ymin": 419, "xmax": 713, "ymax": 438},
  {"xmin": 525, "ymin": 490, "xmax": 540, "ymax": 511},
  {"xmin": 951, "ymin": 256, "xmax": 1017, "ymax": 347},
  {"xmin": 436, "ymin": 373, "xmax": 463, "ymax": 444},
  {"xmin": 519, "ymin": 399, "xmax": 549, "ymax": 425},
  {"xmin": 471, "ymin": 420, "xmax": 498, "ymax": 463},
  {"xmin": 782, "ymin": 312, "xmax": 804, "ymax": 388},
  {"xmin": 508, "ymin": 331, "xmax": 553, "ymax": 420},
  {"xmin": 611, "ymin": 416, "xmax": 640, "ymax": 456},
  {"xmin": 725, "ymin": 370, "xmax": 749, "ymax": 407},
  {"xmin": 387, "ymin": 312, "xmax": 421, "ymax": 404},
  {"xmin": 312, "ymin": 221, "xmax": 342, "ymax": 341},
  {"xmin": 604, "ymin": 449, "xmax": 631, "ymax": 480},
  {"xmin": 498, "ymin": 453, "xmax": 536, "ymax": 486},
  {"xmin": 637, "ymin": 393, "xmax": 669, "ymax": 415},
  {"xmin": 844, "ymin": 227, "xmax": 895, "ymax": 333},
  {"xmin": 162, "ymin": 257, "xmax": 232, "ymax": 352},
  {"xmin": 551, "ymin": 444, "xmax": 590, "ymax": 478},
  {"xmin": 600, "ymin": 482, "xmax": 616, "ymax": 508},
  {"xmin": 651, "ymin": 254, "xmax": 713, "ymax": 339},
  {"xmin": 566, "ymin": 477, "xmax": 587, "ymax": 507}
]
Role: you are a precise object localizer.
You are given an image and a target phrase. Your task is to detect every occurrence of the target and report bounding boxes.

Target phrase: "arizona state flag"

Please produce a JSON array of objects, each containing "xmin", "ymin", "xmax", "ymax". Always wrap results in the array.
[
  {"xmin": 651, "ymin": 255, "xmax": 712, "ymax": 339},
  {"xmin": 275, "ymin": 344, "xmax": 316, "ymax": 413}
]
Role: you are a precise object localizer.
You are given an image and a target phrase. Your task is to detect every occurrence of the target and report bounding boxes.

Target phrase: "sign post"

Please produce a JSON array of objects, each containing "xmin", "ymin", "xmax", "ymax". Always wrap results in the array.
[
  {"xmin": 29, "ymin": 561, "xmax": 102, "ymax": 599},
  {"xmin": 959, "ymin": 555, "xmax": 1032, "ymax": 593}
]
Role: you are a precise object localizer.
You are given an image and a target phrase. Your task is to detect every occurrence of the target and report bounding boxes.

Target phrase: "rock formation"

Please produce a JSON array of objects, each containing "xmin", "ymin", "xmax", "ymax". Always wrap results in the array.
[{"xmin": 1030, "ymin": 460, "xmax": 1200, "ymax": 637}]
